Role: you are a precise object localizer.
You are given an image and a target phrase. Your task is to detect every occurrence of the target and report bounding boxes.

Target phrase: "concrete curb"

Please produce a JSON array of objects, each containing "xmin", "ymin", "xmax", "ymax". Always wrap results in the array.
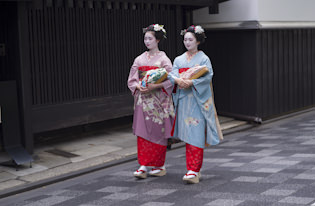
[{"xmin": 0, "ymin": 154, "xmax": 137, "ymax": 199}]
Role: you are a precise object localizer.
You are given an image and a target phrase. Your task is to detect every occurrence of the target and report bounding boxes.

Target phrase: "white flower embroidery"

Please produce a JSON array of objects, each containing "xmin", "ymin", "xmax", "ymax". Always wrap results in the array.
[
  {"xmin": 184, "ymin": 117, "xmax": 200, "ymax": 126},
  {"xmin": 203, "ymin": 97, "xmax": 213, "ymax": 111},
  {"xmin": 136, "ymin": 92, "xmax": 174, "ymax": 125}
]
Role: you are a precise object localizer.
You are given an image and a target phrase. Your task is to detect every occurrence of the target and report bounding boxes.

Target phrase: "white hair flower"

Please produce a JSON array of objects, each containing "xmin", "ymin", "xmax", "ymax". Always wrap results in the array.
[
  {"xmin": 195, "ymin": 25, "xmax": 204, "ymax": 34},
  {"xmin": 153, "ymin": 24, "xmax": 166, "ymax": 34}
]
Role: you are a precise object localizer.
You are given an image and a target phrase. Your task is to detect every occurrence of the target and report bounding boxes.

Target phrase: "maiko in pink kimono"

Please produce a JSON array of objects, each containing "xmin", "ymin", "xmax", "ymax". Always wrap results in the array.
[{"xmin": 127, "ymin": 24, "xmax": 174, "ymax": 179}]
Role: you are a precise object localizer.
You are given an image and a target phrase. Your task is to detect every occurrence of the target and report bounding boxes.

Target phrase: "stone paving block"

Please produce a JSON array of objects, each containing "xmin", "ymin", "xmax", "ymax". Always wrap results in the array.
[
  {"xmin": 254, "ymin": 168, "xmax": 284, "ymax": 173},
  {"xmin": 0, "ymin": 179, "xmax": 25, "ymax": 191},
  {"xmin": 208, "ymin": 182, "xmax": 276, "ymax": 194},
  {"xmin": 85, "ymin": 198, "xmax": 117, "ymax": 206},
  {"xmin": 261, "ymin": 189, "xmax": 296, "ymax": 196},
  {"xmin": 294, "ymin": 173, "xmax": 315, "ymax": 180},
  {"xmin": 46, "ymin": 189, "xmax": 71, "ymax": 196},
  {"xmin": 70, "ymin": 145, "xmax": 121, "ymax": 162},
  {"xmin": 61, "ymin": 192, "xmax": 111, "ymax": 206},
  {"xmin": 278, "ymin": 196, "xmax": 314, "ymax": 205},
  {"xmin": 229, "ymin": 152, "xmax": 265, "ymax": 157},
  {"xmin": 203, "ymin": 158, "xmax": 234, "ymax": 163},
  {"xmin": 97, "ymin": 186, "xmax": 129, "ymax": 193},
  {"xmin": 290, "ymin": 185, "xmax": 315, "ymax": 197},
  {"xmin": 232, "ymin": 176, "xmax": 264, "ymax": 183},
  {"xmin": 258, "ymin": 136, "xmax": 282, "ymax": 140},
  {"xmin": 102, "ymin": 192, "xmax": 137, "ymax": 200},
  {"xmin": 255, "ymin": 149, "xmax": 282, "ymax": 156},
  {"xmin": 272, "ymin": 160, "xmax": 300, "ymax": 166},
  {"xmin": 204, "ymin": 149, "xmax": 223, "ymax": 153},
  {"xmin": 0, "ymin": 171, "xmax": 16, "ymax": 182},
  {"xmin": 23, "ymin": 196, "xmax": 74, "ymax": 206},
  {"xmin": 144, "ymin": 189, "xmax": 177, "ymax": 196},
  {"xmin": 301, "ymin": 140, "xmax": 315, "ymax": 145},
  {"xmin": 219, "ymin": 162, "xmax": 245, "ymax": 167},
  {"xmin": 272, "ymin": 183, "xmax": 306, "ymax": 190},
  {"xmin": 140, "ymin": 202, "xmax": 175, "ymax": 206},
  {"xmin": 34, "ymin": 152, "xmax": 71, "ymax": 169},
  {"xmin": 251, "ymin": 156, "xmax": 285, "ymax": 164},
  {"xmin": 220, "ymin": 141, "xmax": 247, "ymax": 147},
  {"xmin": 291, "ymin": 153, "xmax": 315, "ymax": 158},
  {"xmin": 258, "ymin": 173, "xmax": 297, "ymax": 184},
  {"xmin": 296, "ymin": 135, "xmax": 315, "ymax": 140},
  {"xmin": 230, "ymin": 163, "xmax": 266, "ymax": 172},
  {"xmin": 0, "ymin": 164, "xmax": 48, "ymax": 177},
  {"xmin": 253, "ymin": 143, "xmax": 278, "ymax": 147},
  {"xmin": 206, "ymin": 199, "xmax": 244, "ymax": 206}
]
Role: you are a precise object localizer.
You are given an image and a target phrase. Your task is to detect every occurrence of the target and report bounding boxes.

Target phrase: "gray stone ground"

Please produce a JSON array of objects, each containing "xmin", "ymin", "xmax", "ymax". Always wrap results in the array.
[
  {"xmin": 0, "ymin": 116, "xmax": 245, "ymax": 192},
  {"xmin": 0, "ymin": 109, "xmax": 315, "ymax": 206}
]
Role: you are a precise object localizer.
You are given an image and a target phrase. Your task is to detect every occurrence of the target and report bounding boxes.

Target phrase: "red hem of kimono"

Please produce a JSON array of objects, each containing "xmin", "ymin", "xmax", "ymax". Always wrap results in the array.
[
  {"xmin": 137, "ymin": 136, "xmax": 166, "ymax": 167},
  {"xmin": 186, "ymin": 143, "xmax": 204, "ymax": 172}
]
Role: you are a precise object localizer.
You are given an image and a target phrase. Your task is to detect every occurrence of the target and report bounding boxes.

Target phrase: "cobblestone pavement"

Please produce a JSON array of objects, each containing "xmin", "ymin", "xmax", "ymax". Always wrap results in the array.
[{"xmin": 1, "ymin": 110, "xmax": 315, "ymax": 206}]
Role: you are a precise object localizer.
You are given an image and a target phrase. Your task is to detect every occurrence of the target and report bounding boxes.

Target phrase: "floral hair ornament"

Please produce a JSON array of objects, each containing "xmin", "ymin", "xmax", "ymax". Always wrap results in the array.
[
  {"xmin": 194, "ymin": 25, "xmax": 204, "ymax": 34},
  {"xmin": 180, "ymin": 25, "xmax": 205, "ymax": 35},
  {"xmin": 143, "ymin": 24, "xmax": 167, "ymax": 38}
]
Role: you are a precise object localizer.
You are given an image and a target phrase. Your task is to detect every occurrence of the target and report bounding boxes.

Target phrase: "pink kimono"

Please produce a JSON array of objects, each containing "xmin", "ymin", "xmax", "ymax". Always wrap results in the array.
[{"xmin": 128, "ymin": 51, "xmax": 174, "ymax": 166}]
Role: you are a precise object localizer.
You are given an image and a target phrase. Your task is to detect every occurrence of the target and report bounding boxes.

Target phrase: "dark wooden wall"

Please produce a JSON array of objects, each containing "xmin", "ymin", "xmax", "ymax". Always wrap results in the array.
[
  {"xmin": 257, "ymin": 29, "xmax": 315, "ymax": 118},
  {"xmin": 203, "ymin": 28, "xmax": 315, "ymax": 121},
  {"xmin": 22, "ymin": 1, "xmax": 182, "ymax": 133},
  {"xmin": 0, "ymin": 2, "xmax": 19, "ymax": 81}
]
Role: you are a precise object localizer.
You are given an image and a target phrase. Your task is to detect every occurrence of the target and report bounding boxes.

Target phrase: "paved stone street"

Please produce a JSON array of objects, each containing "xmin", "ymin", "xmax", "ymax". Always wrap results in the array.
[{"xmin": 1, "ymin": 110, "xmax": 315, "ymax": 206}]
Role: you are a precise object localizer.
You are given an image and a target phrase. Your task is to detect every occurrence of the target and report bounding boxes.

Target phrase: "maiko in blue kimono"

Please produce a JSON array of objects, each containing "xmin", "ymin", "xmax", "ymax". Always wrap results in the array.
[{"xmin": 167, "ymin": 25, "xmax": 223, "ymax": 184}]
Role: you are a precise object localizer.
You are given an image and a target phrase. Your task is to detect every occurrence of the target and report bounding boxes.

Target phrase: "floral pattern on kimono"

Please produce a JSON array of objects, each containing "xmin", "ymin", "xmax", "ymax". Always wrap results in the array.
[
  {"xmin": 168, "ymin": 51, "xmax": 222, "ymax": 148},
  {"xmin": 128, "ymin": 51, "xmax": 175, "ymax": 146}
]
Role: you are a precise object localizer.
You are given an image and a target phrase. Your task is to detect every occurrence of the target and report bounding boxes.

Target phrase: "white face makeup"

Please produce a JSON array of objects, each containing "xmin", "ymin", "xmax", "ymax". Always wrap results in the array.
[
  {"xmin": 183, "ymin": 32, "xmax": 199, "ymax": 52},
  {"xmin": 144, "ymin": 31, "xmax": 159, "ymax": 51}
]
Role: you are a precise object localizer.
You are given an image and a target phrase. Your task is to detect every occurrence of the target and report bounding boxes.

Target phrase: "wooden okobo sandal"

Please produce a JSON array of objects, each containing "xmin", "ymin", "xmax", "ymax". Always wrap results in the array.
[
  {"xmin": 134, "ymin": 169, "xmax": 147, "ymax": 179},
  {"xmin": 182, "ymin": 171, "xmax": 201, "ymax": 184},
  {"xmin": 149, "ymin": 167, "xmax": 166, "ymax": 177}
]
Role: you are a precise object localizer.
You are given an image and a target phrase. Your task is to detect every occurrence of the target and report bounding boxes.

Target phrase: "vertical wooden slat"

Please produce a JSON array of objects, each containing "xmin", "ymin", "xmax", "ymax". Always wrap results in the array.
[
  {"xmin": 104, "ymin": 8, "xmax": 111, "ymax": 96},
  {"xmin": 282, "ymin": 30, "xmax": 287, "ymax": 113},
  {"xmin": 26, "ymin": 2, "xmax": 179, "ymax": 105},
  {"xmin": 60, "ymin": 7, "xmax": 67, "ymax": 101},
  {"xmin": 77, "ymin": 8, "xmax": 84, "ymax": 99},
  {"xmin": 261, "ymin": 30, "xmax": 268, "ymax": 117},
  {"xmin": 272, "ymin": 31, "xmax": 279, "ymax": 115},
  {"xmin": 48, "ymin": 8, "xmax": 56, "ymax": 104},
  {"xmin": 278, "ymin": 30, "xmax": 284, "ymax": 113},
  {"xmin": 288, "ymin": 31, "xmax": 295, "ymax": 110}
]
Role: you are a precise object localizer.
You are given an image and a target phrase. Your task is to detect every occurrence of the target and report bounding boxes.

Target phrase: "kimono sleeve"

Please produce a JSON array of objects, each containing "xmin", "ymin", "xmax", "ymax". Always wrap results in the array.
[
  {"xmin": 127, "ymin": 57, "xmax": 140, "ymax": 95},
  {"xmin": 160, "ymin": 56, "xmax": 173, "ymax": 95},
  {"xmin": 191, "ymin": 56, "xmax": 213, "ymax": 98},
  {"xmin": 167, "ymin": 57, "xmax": 180, "ymax": 85}
]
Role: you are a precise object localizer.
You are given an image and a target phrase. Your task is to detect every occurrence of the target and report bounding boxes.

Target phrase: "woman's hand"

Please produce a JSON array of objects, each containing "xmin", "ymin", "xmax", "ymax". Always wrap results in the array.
[
  {"xmin": 175, "ymin": 78, "xmax": 193, "ymax": 89},
  {"xmin": 181, "ymin": 79, "xmax": 193, "ymax": 89},
  {"xmin": 139, "ymin": 86, "xmax": 149, "ymax": 93},
  {"xmin": 147, "ymin": 83, "xmax": 157, "ymax": 91},
  {"xmin": 147, "ymin": 83, "xmax": 162, "ymax": 91}
]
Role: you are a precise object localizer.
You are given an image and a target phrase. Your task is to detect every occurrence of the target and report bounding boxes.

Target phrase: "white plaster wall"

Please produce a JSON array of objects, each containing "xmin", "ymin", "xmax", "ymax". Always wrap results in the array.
[
  {"xmin": 257, "ymin": 0, "xmax": 315, "ymax": 21},
  {"xmin": 193, "ymin": 0, "xmax": 315, "ymax": 25},
  {"xmin": 193, "ymin": 0, "xmax": 258, "ymax": 24}
]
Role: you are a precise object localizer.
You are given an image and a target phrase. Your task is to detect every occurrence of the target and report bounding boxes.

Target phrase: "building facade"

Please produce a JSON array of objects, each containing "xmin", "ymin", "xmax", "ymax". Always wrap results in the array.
[{"xmin": 194, "ymin": 0, "xmax": 315, "ymax": 122}]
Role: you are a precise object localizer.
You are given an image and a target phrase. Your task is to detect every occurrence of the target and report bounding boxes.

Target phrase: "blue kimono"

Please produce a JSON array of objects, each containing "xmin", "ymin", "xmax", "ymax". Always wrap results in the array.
[{"xmin": 168, "ymin": 51, "xmax": 223, "ymax": 148}]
